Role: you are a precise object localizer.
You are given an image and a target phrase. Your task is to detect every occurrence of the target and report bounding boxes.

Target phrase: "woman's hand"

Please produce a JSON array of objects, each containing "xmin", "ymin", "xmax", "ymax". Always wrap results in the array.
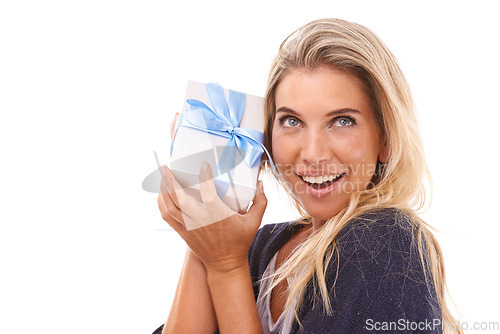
[{"xmin": 157, "ymin": 161, "xmax": 267, "ymax": 273}]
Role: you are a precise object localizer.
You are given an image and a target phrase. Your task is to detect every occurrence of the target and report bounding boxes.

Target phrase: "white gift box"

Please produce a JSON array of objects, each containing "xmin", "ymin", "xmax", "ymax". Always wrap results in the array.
[{"xmin": 169, "ymin": 81, "xmax": 265, "ymax": 215}]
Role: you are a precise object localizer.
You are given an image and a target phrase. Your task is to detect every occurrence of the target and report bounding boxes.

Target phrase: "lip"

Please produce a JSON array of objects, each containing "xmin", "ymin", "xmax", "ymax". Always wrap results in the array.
[
  {"xmin": 299, "ymin": 173, "xmax": 345, "ymax": 198},
  {"xmin": 298, "ymin": 170, "xmax": 346, "ymax": 177}
]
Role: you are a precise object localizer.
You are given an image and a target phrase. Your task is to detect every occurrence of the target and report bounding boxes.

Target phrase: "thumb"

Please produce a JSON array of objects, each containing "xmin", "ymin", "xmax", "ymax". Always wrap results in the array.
[{"xmin": 248, "ymin": 180, "xmax": 267, "ymax": 221}]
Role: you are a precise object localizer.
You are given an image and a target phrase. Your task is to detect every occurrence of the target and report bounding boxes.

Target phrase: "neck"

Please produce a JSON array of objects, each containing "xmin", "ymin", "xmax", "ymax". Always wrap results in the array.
[{"xmin": 310, "ymin": 217, "xmax": 327, "ymax": 234}]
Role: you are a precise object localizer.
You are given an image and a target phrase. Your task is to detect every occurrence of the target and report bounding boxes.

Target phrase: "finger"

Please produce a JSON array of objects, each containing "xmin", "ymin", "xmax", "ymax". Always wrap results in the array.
[
  {"xmin": 159, "ymin": 170, "xmax": 172, "ymax": 196},
  {"xmin": 198, "ymin": 162, "xmax": 237, "ymax": 225},
  {"xmin": 247, "ymin": 180, "xmax": 267, "ymax": 226},
  {"xmin": 199, "ymin": 162, "xmax": 222, "ymax": 207},
  {"xmin": 170, "ymin": 113, "xmax": 180, "ymax": 141},
  {"xmin": 162, "ymin": 184, "xmax": 200, "ymax": 224},
  {"xmin": 157, "ymin": 193, "xmax": 184, "ymax": 233},
  {"xmin": 165, "ymin": 165, "xmax": 208, "ymax": 222},
  {"xmin": 159, "ymin": 165, "xmax": 179, "ymax": 207},
  {"xmin": 158, "ymin": 189, "xmax": 185, "ymax": 225},
  {"xmin": 157, "ymin": 192, "xmax": 205, "ymax": 232}
]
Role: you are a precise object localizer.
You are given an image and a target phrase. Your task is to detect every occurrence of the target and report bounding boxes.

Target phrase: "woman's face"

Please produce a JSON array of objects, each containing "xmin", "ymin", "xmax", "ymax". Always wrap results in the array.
[{"xmin": 272, "ymin": 65, "xmax": 386, "ymax": 221}]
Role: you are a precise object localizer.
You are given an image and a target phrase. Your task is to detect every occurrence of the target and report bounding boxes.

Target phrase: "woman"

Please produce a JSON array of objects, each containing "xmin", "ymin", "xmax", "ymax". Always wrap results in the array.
[{"xmin": 154, "ymin": 18, "xmax": 461, "ymax": 333}]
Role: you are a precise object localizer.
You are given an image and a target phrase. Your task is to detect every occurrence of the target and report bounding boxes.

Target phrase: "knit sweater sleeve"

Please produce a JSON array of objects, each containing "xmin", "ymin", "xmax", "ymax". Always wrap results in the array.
[{"xmin": 293, "ymin": 209, "xmax": 442, "ymax": 334}]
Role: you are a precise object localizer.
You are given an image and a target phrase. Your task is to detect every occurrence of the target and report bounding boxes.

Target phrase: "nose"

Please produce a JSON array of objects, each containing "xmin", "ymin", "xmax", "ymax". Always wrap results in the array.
[{"xmin": 300, "ymin": 129, "xmax": 333, "ymax": 165}]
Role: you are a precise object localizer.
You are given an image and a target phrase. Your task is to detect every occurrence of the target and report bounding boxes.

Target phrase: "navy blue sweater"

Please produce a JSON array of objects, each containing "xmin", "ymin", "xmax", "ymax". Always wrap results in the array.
[{"xmin": 153, "ymin": 208, "xmax": 442, "ymax": 333}]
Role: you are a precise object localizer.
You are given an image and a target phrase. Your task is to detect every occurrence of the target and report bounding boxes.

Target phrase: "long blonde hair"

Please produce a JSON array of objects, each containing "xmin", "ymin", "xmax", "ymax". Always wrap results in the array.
[{"xmin": 261, "ymin": 18, "xmax": 461, "ymax": 333}]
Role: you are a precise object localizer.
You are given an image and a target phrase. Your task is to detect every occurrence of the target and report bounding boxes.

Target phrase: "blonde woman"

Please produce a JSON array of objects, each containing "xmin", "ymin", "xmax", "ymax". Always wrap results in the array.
[{"xmin": 154, "ymin": 18, "xmax": 461, "ymax": 334}]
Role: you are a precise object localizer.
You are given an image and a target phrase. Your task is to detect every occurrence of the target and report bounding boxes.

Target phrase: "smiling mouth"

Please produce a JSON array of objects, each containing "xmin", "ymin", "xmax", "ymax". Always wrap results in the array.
[{"xmin": 299, "ymin": 174, "xmax": 345, "ymax": 189}]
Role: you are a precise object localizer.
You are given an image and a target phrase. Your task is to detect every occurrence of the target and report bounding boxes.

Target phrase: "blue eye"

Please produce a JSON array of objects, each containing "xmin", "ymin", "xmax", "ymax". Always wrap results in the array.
[
  {"xmin": 280, "ymin": 116, "xmax": 301, "ymax": 128},
  {"xmin": 334, "ymin": 116, "xmax": 356, "ymax": 127}
]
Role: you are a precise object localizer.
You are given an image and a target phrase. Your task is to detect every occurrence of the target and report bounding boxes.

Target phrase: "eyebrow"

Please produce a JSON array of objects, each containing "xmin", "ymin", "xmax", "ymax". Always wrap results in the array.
[{"xmin": 276, "ymin": 106, "xmax": 361, "ymax": 117}]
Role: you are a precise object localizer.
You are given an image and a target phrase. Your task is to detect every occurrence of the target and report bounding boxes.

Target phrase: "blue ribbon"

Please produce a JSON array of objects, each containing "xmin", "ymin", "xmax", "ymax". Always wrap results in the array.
[{"xmin": 170, "ymin": 83, "xmax": 279, "ymax": 199}]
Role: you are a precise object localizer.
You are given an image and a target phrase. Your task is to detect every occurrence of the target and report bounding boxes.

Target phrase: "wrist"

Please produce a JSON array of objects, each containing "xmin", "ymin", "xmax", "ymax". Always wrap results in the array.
[
  {"xmin": 184, "ymin": 248, "xmax": 207, "ymax": 274},
  {"xmin": 205, "ymin": 259, "xmax": 250, "ymax": 281}
]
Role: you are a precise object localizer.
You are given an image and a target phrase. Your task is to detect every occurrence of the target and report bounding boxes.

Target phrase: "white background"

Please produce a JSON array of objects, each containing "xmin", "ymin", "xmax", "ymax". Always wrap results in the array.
[{"xmin": 1, "ymin": 0, "xmax": 499, "ymax": 333}]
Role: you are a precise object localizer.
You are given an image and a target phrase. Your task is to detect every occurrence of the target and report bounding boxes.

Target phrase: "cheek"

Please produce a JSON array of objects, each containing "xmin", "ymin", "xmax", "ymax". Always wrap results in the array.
[
  {"xmin": 271, "ymin": 135, "xmax": 287, "ymax": 167},
  {"xmin": 336, "ymin": 133, "xmax": 379, "ymax": 171},
  {"xmin": 271, "ymin": 131, "xmax": 298, "ymax": 178},
  {"xmin": 271, "ymin": 127, "xmax": 288, "ymax": 160}
]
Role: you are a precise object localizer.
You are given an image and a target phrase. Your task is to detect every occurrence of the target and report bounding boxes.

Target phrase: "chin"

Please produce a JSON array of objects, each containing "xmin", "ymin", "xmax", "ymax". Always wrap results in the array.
[
  {"xmin": 284, "ymin": 180, "xmax": 350, "ymax": 222},
  {"xmin": 299, "ymin": 199, "xmax": 348, "ymax": 222}
]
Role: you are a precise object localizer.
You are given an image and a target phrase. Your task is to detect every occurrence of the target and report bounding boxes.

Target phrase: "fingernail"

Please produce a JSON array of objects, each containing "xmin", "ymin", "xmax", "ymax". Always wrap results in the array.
[
  {"xmin": 202, "ymin": 162, "xmax": 210, "ymax": 172},
  {"xmin": 259, "ymin": 180, "xmax": 264, "ymax": 192}
]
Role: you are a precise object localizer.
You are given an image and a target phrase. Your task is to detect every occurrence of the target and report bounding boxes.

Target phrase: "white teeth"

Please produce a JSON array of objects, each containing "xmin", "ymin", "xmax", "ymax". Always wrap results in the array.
[{"xmin": 301, "ymin": 174, "xmax": 342, "ymax": 184}]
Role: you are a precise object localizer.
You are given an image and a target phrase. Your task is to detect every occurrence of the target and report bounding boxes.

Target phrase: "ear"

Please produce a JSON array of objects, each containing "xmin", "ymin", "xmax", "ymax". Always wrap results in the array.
[{"xmin": 378, "ymin": 137, "xmax": 389, "ymax": 163}]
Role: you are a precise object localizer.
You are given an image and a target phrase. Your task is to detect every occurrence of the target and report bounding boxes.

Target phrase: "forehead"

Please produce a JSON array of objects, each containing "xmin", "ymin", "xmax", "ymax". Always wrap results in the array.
[{"xmin": 275, "ymin": 66, "xmax": 372, "ymax": 115}]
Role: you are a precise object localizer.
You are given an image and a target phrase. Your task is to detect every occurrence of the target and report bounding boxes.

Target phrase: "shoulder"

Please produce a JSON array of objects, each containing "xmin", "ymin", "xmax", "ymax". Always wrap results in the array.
[
  {"xmin": 334, "ymin": 207, "xmax": 430, "ymax": 283},
  {"xmin": 295, "ymin": 208, "xmax": 441, "ymax": 332},
  {"xmin": 250, "ymin": 222, "xmax": 302, "ymax": 252},
  {"xmin": 247, "ymin": 221, "xmax": 305, "ymax": 298},
  {"xmin": 336, "ymin": 207, "xmax": 420, "ymax": 259},
  {"xmin": 248, "ymin": 221, "xmax": 301, "ymax": 272},
  {"xmin": 341, "ymin": 207, "xmax": 415, "ymax": 235},
  {"xmin": 329, "ymin": 208, "xmax": 440, "ymax": 318}
]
